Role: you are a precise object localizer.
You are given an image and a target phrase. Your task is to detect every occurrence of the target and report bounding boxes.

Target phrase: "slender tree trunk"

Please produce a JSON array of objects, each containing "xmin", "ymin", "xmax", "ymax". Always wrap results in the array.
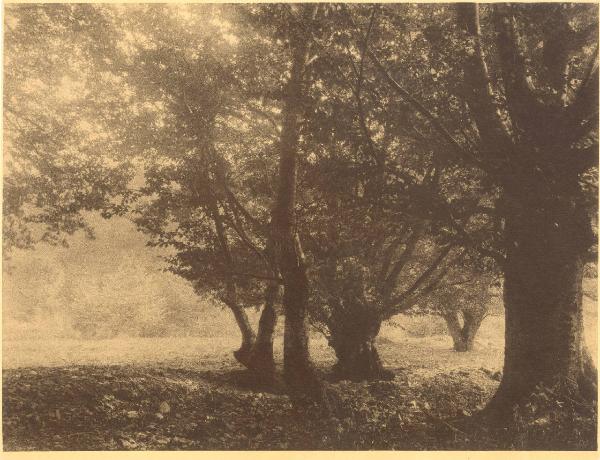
[
  {"xmin": 485, "ymin": 189, "xmax": 597, "ymax": 417},
  {"xmin": 207, "ymin": 190, "xmax": 256, "ymax": 366},
  {"xmin": 270, "ymin": 6, "xmax": 325, "ymax": 398},
  {"xmin": 280, "ymin": 242, "xmax": 316, "ymax": 389},
  {"xmin": 443, "ymin": 310, "xmax": 484, "ymax": 352},
  {"xmin": 246, "ymin": 282, "xmax": 279, "ymax": 378},
  {"xmin": 229, "ymin": 299, "xmax": 256, "ymax": 366}
]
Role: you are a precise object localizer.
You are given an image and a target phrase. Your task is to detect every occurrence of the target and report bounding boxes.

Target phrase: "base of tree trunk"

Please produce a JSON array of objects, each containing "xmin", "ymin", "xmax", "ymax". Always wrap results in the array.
[
  {"xmin": 233, "ymin": 343, "xmax": 254, "ymax": 368},
  {"xmin": 283, "ymin": 360, "xmax": 332, "ymax": 411},
  {"xmin": 453, "ymin": 339, "xmax": 475, "ymax": 352},
  {"xmin": 246, "ymin": 342, "xmax": 276, "ymax": 380},
  {"xmin": 244, "ymin": 288, "xmax": 278, "ymax": 381},
  {"xmin": 443, "ymin": 311, "xmax": 481, "ymax": 353},
  {"xmin": 332, "ymin": 339, "xmax": 394, "ymax": 382},
  {"xmin": 480, "ymin": 369, "xmax": 597, "ymax": 427},
  {"xmin": 233, "ymin": 343, "xmax": 277, "ymax": 382},
  {"xmin": 484, "ymin": 187, "xmax": 598, "ymax": 428}
]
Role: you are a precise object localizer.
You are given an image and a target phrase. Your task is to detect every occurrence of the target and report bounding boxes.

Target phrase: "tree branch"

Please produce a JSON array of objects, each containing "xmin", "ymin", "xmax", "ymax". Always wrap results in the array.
[
  {"xmin": 381, "ymin": 226, "xmax": 423, "ymax": 302},
  {"xmin": 565, "ymin": 65, "xmax": 599, "ymax": 138},
  {"xmin": 456, "ymin": 3, "xmax": 512, "ymax": 157},
  {"xmin": 366, "ymin": 49, "xmax": 484, "ymax": 171},
  {"xmin": 388, "ymin": 244, "xmax": 454, "ymax": 310},
  {"xmin": 492, "ymin": 4, "xmax": 547, "ymax": 132},
  {"xmin": 220, "ymin": 198, "xmax": 269, "ymax": 268},
  {"xmin": 222, "ymin": 181, "xmax": 270, "ymax": 236}
]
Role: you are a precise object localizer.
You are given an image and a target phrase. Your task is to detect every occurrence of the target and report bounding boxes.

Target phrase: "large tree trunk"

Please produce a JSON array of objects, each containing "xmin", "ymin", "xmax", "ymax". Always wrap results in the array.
[
  {"xmin": 443, "ymin": 310, "xmax": 484, "ymax": 352},
  {"xmin": 329, "ymin": 303, "xmax": 393, "ymax": 381},
  {"xmin": 485, "ymin": 189, "xmax": 597, "ymax": 418},
  {"xmin": 245, "ymin": 282, "xmax": 279, "ymax": 378},
  {"xmin": 454, "ymin": 2, "xmax": 598, "ymax": 434},
  {"xmin": 330, "ymin": 330, "xmax": 393, "ymax": 382},
  {"xmin": 270, "ymin": 5, "xmax": 324, "ymax": 398}
]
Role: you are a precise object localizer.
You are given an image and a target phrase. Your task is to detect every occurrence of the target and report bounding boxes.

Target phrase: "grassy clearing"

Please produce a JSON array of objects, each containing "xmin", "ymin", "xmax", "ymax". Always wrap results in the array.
[
  {"xmin": 3, "ymin": 314, "xmax": 507, "ymax": 386},
  {"xmin": 7, "ymin": 306, "xmax": 596, "ymax": 372},
  {"xmin": 2, "ymin": 312, "xmax": 597, "ymax": 450}
]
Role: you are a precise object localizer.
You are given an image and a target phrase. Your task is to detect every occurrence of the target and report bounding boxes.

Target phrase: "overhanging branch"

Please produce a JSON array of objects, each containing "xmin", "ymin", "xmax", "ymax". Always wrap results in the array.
[{"xmin": 366, "ymin": 49, "xmax": 484, "ymax": 172}]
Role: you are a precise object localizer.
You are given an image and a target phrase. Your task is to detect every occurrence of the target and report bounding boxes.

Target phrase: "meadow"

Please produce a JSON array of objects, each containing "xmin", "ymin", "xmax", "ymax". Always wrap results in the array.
[{"xmin": 3, "ymin": 305, "xmax": 597, "ymax": 450}]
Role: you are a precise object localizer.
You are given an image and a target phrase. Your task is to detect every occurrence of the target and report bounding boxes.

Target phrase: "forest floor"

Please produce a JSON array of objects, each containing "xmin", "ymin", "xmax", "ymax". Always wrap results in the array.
[{"xmin": 2, "ymin": 314, "xmax": 597, "ymax": 450}]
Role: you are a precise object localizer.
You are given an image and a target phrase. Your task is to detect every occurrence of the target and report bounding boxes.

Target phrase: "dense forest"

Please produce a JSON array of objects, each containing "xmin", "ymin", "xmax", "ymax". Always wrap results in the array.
[{"xmin": 3, "ymin": 3, "xmax": 598, "ymax": 450}]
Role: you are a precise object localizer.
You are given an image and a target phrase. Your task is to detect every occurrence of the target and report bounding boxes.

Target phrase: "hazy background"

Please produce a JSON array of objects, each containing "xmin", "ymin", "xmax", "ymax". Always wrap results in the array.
[
  {"xmin": 3, "ymin": 212, "xmax": 233, "ymax": 342},
  {"xmin": 3, "ymin": 211, "xmax": 596, "ymax": 371}
]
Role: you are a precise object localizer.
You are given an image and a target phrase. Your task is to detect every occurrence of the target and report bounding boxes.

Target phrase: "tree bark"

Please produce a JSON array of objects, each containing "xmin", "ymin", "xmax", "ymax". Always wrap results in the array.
[
  {"xmin": 208, "ymin": 194, "xmax": 256, "ymax": 367},
  {"xmin": 455, "ymin": 4, "xmax": 598, "ymax": 424},
  {"xmin": 270, "ymin": 5, "xmax": 324, "ymax": 397},
  {"xmin": 228, "ymin": 292, "xmax": 256, "ymax": 366},
  {"xmin": 246, "ymin": 282, "xmax": 279, "ymax": 378},
  {"xmin": 443, "ymin": 310, "xmax": 484, "ymax": 352},
  {"xmin": 485, "ymin": 188, "xmax": 597, "ymax": 418},
  {"xmin": 329, "ymin": 307, "xmax": 393, "ymax": 381}
]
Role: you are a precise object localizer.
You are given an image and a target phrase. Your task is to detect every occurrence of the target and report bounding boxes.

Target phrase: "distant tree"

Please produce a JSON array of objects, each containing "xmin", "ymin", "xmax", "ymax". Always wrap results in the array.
[{"xmin": 417, "ymin": 263, "xmax": 498, "ymax": 352}]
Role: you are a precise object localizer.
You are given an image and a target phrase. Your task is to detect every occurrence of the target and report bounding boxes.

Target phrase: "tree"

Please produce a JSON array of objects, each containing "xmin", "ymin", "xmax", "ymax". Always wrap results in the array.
[
  {"xmin": 4, "ymin": 4, "xmax": 284, "ymax": 376},
  {"xmin": 6, "ymin": 3, "xmax": 597, "ymax": 420},
  {"xmin": 453, "ymin": 3, "xmax": 598, "ymax": 416},
  {"xmin": 418, "ymin": 263, "xmax": 498, "ymax": 352},
  {"xmin": 365, "ymin": 2, "xmax": 597, "ymax": 415},
  {"xmin": 293, "ymin": 5, "xmax": 499, "ymax": 381},
  {"xmin": 267, "ymin": 4, "xmax": 327, "ymax": 395},
  {"xmin": 109, "ymin": 4, "xmax": 284, "ymax": 376}
]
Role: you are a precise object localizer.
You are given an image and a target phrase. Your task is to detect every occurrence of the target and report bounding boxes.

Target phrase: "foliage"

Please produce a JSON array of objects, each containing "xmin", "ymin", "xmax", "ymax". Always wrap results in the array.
[
  {"xmin": 504, "ymin": 383, "xmax": 597, "ymax": 450},
  {"xmin": 3, "ymin": 5, "xmax": 136, "ymax": 252}
]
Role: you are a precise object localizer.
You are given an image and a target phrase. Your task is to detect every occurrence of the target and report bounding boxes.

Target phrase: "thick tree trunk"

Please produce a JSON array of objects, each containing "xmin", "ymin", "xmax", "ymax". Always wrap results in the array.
[
  {"xmin": 331, "ymin": 334, "xmax": 394, "ymax": 382},
  {"xmin": 332, "ymin": 337, "xmax": 391, "ymax": 381},
  {"xmin": 443, "ymin": 310, "xmax": 483, "ymax": 352},
  {"xmin": 329, "ymin": 305, "xmax": 393, "ymax": 381},
  {"xmin": 246, "ymin": 282, "xmax": 279, "ymax": 378},
  {"xmin": 444, "ymin": 312, "xmax": 470, "ymax": 352},
  {"xmin": 485, "ymin": 191, "xmax": 597, "ymax": 418}
]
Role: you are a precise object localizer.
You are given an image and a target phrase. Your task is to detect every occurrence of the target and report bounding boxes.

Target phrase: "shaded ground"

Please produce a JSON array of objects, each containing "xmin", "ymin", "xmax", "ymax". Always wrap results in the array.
[
  {"xmin": 2, "ymin": 314, "xmax": 596, "ymax": 450},
  {"xmin": 3, "ymin": 364, "xmax": 500, "ymax": 450}
]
